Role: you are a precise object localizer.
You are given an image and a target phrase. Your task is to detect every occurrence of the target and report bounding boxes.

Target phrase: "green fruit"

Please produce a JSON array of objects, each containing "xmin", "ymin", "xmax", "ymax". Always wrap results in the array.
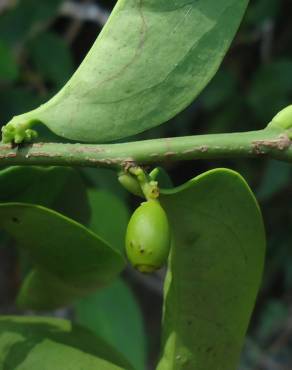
[{"xmin": 125, "ymin": 200, "xmax": 171, "ymax": 273}]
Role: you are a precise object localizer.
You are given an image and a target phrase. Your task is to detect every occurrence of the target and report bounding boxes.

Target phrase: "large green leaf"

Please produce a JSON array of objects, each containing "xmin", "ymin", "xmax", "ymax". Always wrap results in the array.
[
  {"xmin": 0, "ymin": 166, "xmax": 73, "ymax": 206},
  {"xmin": 0, "ymin": 315, "xmax": 133, "ymax": 370},
  {"xmin": 157, "ymin": 169, "xmax": 265, "ymax": 370},
  {"xmin": 4, "ymin": 0, "xmax": 248, "ymax": 143},
  {"xmin": 75, "ymin": 279, "xmax": 147, "ymax": 370},
  {"xmin": 0, "ymin": 203, "xmax": 125, "ymax": 310}
]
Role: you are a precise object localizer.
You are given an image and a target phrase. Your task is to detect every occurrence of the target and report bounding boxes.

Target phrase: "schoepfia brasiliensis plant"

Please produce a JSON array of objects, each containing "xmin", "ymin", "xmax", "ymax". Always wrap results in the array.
[{"xmin": 0, "ymin": 1, "xmax": 292, "ymax": 370}]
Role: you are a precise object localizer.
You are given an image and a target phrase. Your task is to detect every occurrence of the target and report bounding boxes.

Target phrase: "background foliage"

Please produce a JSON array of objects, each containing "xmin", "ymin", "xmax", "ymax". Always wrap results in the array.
[{"xmin": 0, "ymin": 0, "xmax": 292, "ymax": 369}]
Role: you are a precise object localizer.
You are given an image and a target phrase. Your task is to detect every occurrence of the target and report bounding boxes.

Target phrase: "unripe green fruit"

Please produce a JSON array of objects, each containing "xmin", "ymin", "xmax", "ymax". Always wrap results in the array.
[{"xmin": 125, "ymin": 200, "xmax": 171, "ymax": 273}]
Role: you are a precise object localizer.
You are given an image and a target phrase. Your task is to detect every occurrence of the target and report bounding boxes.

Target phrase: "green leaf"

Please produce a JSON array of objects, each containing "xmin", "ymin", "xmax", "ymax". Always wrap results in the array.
[
  {"xmin": 0, "ymin": 315, "xmax": 133, "ymax": 370},
  {"xmin": 28, "ymin": 32, "xmax": 74, "ymax": 87},
  {"xmin": 75, "ymin": 279, "xmax": 147, "ymax": 370},
  {"xmin": 155, "ymin": 167, "xmax": 173, "ymax": 189},
  {"xmin": 4, "ymin": 0, "xmax": 249, "ymax": 143},
  {"xmin": 17, "ymin": 268, "xmax": 87, "ymax": 310},
  {"xmin": 0, "ymin": 166, "xmax": 90, "ymax": 224},
  {"xmin": 0, "ymin": 203, "xmax": 125, "ymax": 309},
  {"xmin": 88, "ymin": 189, "xmax": 130, "ymax": 252},
  {"xmin": 84, "ymin": 168, "xmax": 129, "ymax": 201},
  {"xmin": 51, "ymin": 169, "xmax": 91, "ymax": 224},
  {"xmin": 0, "ymin": 166, "xmax": 73, "ymax": 206},
  {"xmin": 157, "ymin": 168, "xmax": 265, "ymax": 370},
  {"xmin": 0, "ymin": 41, "xmax": 18, "ymax": 82}
]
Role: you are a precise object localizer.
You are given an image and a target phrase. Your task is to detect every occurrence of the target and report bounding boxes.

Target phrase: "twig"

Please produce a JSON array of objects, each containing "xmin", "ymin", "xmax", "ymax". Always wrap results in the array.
[{"xmin": 0, "ymin": 128, "xmax": 291, "ymax": 169}]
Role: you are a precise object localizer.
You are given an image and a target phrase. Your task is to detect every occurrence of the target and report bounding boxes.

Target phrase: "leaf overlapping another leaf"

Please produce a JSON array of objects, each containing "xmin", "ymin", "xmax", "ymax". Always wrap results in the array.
[
  {"xmin": 0, "ymin": 316, "xmax": 133, "ymax": 370},
  {"xmin": 0, "ymin": 167, "xmax": 125, "ymax": 310},
  {"xmin": 157, "ymin": 168, "xmax": 265, "ymax": 370},
  {"xmin": 4, "ymin": 0, "xmax": 249, "ymax": 143},
  {"xmin": 0, "ymin": 202, "xmax": 125, "ymax": 310}
]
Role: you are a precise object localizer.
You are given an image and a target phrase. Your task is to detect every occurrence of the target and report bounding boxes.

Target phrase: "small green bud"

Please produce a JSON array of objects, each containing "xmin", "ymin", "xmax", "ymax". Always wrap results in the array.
[
  {"xmin": 1, "ymin": 118, "xmax": 38, "ymax": 144},
  {"xmin": 118, "ymin": 172, "xmax": 144, "ymax": 197},
  {"xmin": 149, "ymin": 167, "xmax": 160, "ymax": 180},
  {"xmin": 269, "ymin": 105, "xmax": 292, "ymax": 131}
]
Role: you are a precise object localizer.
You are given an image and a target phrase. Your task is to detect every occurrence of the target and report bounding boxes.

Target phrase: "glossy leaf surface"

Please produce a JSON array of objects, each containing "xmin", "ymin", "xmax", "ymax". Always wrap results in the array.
[
  {"xmin": 0, "ymin": 203, "xmax": 125, "ymax": 309},
  {"xmin": 5, "ymin": 0, "xmax": 248, "ymax": 142},
  {"xmin": 0, "ymin": 316, "xmax": 133, "ymax": 370},
  {"xmin": 157, "ymin": 169, "xmax": 265, "ymax": 370}
]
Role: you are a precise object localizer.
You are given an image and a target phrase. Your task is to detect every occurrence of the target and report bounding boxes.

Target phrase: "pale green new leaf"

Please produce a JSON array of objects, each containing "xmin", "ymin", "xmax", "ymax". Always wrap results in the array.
[
  {"xmin": 3, "ymin": 0, "xmax": 248, "ymax": 143},
  {"xmin": 157, "ymin": 168, "xmax": 265, "ymax": 370}
]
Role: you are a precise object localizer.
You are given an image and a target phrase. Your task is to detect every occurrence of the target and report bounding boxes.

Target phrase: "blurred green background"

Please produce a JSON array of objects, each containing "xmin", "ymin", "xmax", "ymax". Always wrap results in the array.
[{"xmin": 0, "ymin": 0, "xmax": 292, "ymax": 369}]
